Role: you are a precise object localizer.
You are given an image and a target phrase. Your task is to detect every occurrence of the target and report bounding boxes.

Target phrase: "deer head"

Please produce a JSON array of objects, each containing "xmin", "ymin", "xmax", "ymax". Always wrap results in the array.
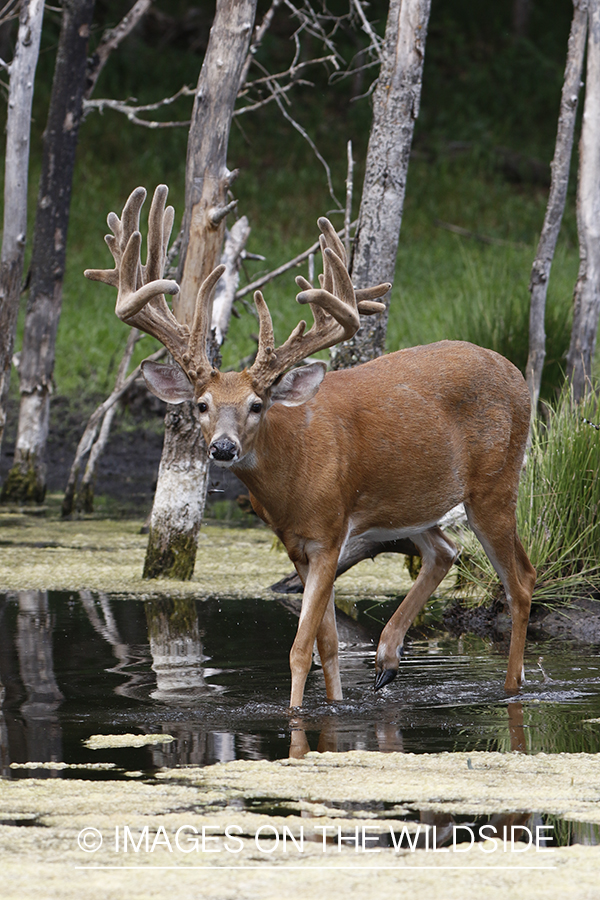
[{"xmin": 85, "ymin": 185, "xmax": 391, "ymax": 466}]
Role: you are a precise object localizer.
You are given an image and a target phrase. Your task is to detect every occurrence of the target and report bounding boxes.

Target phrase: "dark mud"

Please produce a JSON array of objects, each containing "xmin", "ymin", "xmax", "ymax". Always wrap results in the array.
[{"xmin": 0, "ymin": 387, "xmax": 247, "ymax": 515}]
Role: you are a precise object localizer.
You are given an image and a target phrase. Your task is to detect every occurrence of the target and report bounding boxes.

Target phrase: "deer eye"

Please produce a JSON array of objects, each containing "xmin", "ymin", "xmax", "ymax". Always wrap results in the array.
[
  {"xmin": 198, "ymin": 401, "xmax": 208, "ymax": 413},
  {"xmin": 250, "ymin": 401, "xmax": 263, "ymax": 414}
]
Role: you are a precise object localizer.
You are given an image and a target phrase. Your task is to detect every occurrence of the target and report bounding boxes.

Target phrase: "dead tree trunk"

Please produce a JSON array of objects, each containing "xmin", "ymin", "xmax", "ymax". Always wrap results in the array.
[
  {"xmin": 1, "ymin": 0, "xmax": 95, "ymax": 504},
  {"xmin": 143, "ymin": 0, "xmax": 257, "ymax": 580},
  {"xmin": 567, "ymin": 0, "xmax": 600, "ymax": 400},
  {"xmin": 0, "ymin": 0, "xmax": 45, "ymax": 456},
  {"xmin": 2, "ymin": 0, "xmax": 150, "ymax": 505},
  {"xmin": 526, "ymin": 0, "xmax": 588, "ymax": 414},
  {"xmin": 330, "ymin": 0, "xmax": 431, "ymax": 369}
]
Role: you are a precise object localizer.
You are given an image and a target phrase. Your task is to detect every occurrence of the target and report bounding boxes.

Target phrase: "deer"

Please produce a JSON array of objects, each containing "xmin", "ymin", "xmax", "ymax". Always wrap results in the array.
[{"xmin": 85, "ymin": 185, "xmax": 536, "ymax": 710}]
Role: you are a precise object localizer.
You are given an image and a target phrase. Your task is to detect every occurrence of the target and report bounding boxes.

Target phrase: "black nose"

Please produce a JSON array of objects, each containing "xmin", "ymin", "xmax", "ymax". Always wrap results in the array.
[{"xmin": 209, "ymin": 438, "xmax": 238, "ymax": 461}]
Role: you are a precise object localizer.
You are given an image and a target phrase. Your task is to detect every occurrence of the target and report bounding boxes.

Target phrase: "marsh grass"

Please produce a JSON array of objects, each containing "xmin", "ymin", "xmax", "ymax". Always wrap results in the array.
[{"xmin": 456, "ymin": 388, "xmax": 600, "ymax": 606}]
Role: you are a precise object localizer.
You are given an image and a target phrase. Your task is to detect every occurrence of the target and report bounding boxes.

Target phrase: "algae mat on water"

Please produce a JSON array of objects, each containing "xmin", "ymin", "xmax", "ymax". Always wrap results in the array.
[
  {"xmin": 0, "ymin": 511, "xmax": 414, "ymax": 598},
  {"xmin": 1, "ymin": 750, "xmax": 600, "ymax": 899}
]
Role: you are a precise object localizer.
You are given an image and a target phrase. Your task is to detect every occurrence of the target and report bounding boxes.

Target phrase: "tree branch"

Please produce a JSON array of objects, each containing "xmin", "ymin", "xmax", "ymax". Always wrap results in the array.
[{"xmin": 85, "ymin": 0, "xmax": 152, "ymax": 99}]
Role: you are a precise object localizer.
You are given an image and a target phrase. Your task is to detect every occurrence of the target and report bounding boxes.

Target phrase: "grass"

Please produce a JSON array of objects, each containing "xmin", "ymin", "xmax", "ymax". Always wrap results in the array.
[{"xmin": 456, "ymin": 387, "xmax": 600, "ymax": 606}]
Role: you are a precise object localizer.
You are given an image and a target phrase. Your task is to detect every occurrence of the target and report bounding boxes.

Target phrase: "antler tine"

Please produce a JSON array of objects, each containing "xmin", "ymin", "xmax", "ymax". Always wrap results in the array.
[
  {"xmin": 248, "ymin": 217, "xmax": 391, "ymax": 391},
  {"xmin": 85, "ymin": 185, "xmax": 191, "ymax": 366},
  {"xmin": 144, "ymin": 184, "xmax": 173, "ymax": 284},
  {"xmin": 186, "ymin": 264, "xmax": 227, "ymax": 381},
  {"xmin": 249, "ymin": 289, "xmax": 292, "ymax": 388}
]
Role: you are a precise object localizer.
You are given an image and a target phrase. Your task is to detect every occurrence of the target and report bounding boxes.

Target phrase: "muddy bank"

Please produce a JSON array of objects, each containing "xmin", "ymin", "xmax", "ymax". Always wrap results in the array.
[{"xmin": 0, "ymin": 391, "xmax": 247, "ymax": 516}]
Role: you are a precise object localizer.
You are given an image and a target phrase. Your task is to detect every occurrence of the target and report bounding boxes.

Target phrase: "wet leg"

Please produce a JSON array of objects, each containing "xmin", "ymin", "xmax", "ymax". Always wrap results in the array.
[
  {"xmin": 290, "ymin": 549, "xmax": 339, "ymax": 708},
  {"xmin": 375, "ymin": 527, "xmax": 458, "ymax": 689},
  {"xmin": 465, "ymin": 503, "xmax": 536, "ymax": 692}
]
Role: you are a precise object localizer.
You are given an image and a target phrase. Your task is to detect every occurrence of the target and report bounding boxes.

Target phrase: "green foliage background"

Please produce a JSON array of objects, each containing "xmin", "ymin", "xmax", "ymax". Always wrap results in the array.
[{"xmin": 1, "ymin": 0, "xmax": 583, "ymax": 400}]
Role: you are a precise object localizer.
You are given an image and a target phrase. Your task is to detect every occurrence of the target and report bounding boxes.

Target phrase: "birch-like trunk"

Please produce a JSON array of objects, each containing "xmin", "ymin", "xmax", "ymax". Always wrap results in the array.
[
  {"xmin": 526, "ymin": 0, "xmax": 588, "ymax": 413},
  {"xmin": 0, "ymin": 0, "xmax": 45, "ymax": 455},
  {"xmin": 1, "ymin": 0, "xmax": 95, "ymax": 504},
  {"xmin": 143, "ymin": 1, "xmax": 256, "ymax": 580},
  {"xmin": 330, "ymin": 0, "xmax": 431, "ymax": 369},
  {"xmin": 567, "ymin": 0, "xmax": 600, "ymax": 400}
]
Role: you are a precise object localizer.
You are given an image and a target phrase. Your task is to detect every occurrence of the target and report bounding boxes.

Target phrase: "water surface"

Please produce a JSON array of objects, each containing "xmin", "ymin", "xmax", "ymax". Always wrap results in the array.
[{"xmin": 2, "ymin": 590, "xmax": 600, "ymax": 776}]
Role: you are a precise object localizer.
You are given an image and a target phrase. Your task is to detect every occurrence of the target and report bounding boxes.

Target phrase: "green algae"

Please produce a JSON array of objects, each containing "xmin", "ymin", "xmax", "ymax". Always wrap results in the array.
[
  {"xmin": 1, "ymin": 751, "xmax": 600, "ymax": 899},
  {"xmin": 0, "ymin": 507, "xmax": 415, "ymax": 598}
]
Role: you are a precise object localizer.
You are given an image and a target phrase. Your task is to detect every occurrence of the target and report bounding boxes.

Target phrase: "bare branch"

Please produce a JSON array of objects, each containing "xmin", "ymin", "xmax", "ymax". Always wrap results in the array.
[
  {"xmin": 234, "ymin": 79, "xmax": 309, "ymax": 116},
  {"xmin": 239, "ymin": 54, "xmax": 337, "ymax": 91},
  {"xmin": 345, "ymin": 139, "xmax": 354, "ymax": 260},
  {"xmin": 239, "ymin": 0, "xmax": 283, "ymax": 89},
  {"xmin": 62, "ymin": 341, "xmax": 167, "ymax": 517},
  {"xmin": 85, "ymin": 0, "xmax": 152, "ymax": 100},
  {"xmin": 83, "ymin": 85, "xmax": 195, "ymax": 127},
  {"xmin": 0, "ymin": 0, "xmax": 20, "ymax": 30},
  {"xmin": 351, "ymin": 0, "xmax": 383, "ymax": 59},
  {"xmin": 267, "ymin": 79, "xmax": 342, "ymax": 208},
  {"xmin": 235, "ymin": 220, "xmax": 356, "ymax": 300}
]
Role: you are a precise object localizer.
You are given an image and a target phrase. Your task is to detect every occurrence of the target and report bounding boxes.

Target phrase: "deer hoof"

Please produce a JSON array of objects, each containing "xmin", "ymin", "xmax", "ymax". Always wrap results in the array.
[{"xmin": 374, "ymin": 668, "xmax": 397, "ymax": 691}]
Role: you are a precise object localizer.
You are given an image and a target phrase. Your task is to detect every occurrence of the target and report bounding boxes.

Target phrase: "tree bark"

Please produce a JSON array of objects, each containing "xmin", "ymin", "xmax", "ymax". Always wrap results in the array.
[
  {"xmin": 1, "ymin": 0, "xmax": 95, "ymax": 505},
  {"xmin": 330, "ymin": 0, "xmax": 431, "ymax": 369},
  {"xmin": 0, "ymin": 0, "xmax": 45, "ymax": 456},
  {"xmin": 567, "ymin": 0, "xmax": 600, "ymax": 400},
  {"xmin": 143, "ymin": 0, "xmax": 257, "ymax": 580},
  {"xmin": 526, "ymin": 0, "xmax": 588, "ymax": 414}
]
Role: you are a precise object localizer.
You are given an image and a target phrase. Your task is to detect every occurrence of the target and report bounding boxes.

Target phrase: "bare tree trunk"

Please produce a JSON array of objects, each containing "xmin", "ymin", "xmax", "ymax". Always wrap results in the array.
[
  {"xmin": 75, "ymin": 328, "xmax": 140, "ymax": 513},
  {"xmin": 143, "ymin": 0, "xmax": 257, "ymax": 580},
  {"xmin": 330, "ymin": 0, "xmax": 431, "ymax": 369},
  {"xmin": 567, "ymin": 0, "xmax": 600, "ymax": 399},
  {"xmin": 1, "ymin": 0, "xmax": 95, "ymax": 505},
  {"xmin": 526, "ymin": 0, "xmax": 588, "ymax": 413},
  {"xmin": 0, "ymin": 0, "xmax": 45, "ymax": 455},
  {"xmin": 2, "ymin": 0, "xmax": 151, "ymax": 505},
  {"xmin": 61, "ymin": 343, "xmax": 166, "ymax": 518}
]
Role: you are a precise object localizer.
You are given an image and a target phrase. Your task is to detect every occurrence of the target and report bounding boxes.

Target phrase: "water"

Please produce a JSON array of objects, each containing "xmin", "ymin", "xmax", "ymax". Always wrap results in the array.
[{"xmin": 2, "ymin": 590, "xmax": 600, "ymax": 777}]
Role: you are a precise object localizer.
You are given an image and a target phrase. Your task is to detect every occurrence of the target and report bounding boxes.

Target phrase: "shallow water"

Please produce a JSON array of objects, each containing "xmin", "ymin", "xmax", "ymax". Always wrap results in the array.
[{"xmin": 2, "ymin": 590, "xmax": 600, "ymax": 777}]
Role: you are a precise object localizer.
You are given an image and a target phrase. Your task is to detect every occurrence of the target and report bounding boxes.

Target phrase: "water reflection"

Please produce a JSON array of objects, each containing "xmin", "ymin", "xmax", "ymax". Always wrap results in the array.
[
  {"xmin": 1, "ymin": 590, "xmax": 600, "ymax": 777},
  {"xmin": 145, "ymin": 597, "xmax": 211, "ymax": 701},
  {"xmin": 0, "ymin": 592, "xmax": 64, "ymax": 776}
]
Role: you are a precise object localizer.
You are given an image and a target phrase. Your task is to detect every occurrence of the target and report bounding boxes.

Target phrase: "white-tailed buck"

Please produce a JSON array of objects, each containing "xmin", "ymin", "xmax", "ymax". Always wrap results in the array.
[{"xmin": 86, "ymin": 185, "xmax": 536, "ymax": 708}]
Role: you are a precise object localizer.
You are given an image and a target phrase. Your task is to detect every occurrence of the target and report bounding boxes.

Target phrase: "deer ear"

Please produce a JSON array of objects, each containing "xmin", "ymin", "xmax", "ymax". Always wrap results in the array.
[
  {"xmin": 141, "ymin": 360, "xmax": 195, "ymax": 403},
  {"xmin": 270, "ymin": 361, "xmax": 327, "ymax": 407}
]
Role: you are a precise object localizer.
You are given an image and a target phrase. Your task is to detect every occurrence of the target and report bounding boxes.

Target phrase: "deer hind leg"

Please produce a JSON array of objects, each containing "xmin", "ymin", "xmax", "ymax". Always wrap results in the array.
[
  {"xmin": 375, "ymin": 526, "xmax": 459, "ymax": 690},
  {"xmin": 290, "ymin": 550, "xmax": 341, "ymax": 708},
  {"xmin": 465, "ymin": 499, "xmax": 536, "ymax": 693}
]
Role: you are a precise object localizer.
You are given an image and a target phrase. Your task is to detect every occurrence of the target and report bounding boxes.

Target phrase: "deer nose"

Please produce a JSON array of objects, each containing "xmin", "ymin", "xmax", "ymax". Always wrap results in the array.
[{"xmin": 209, "ymin": 438, "xmax": 239, "ymax": 462}]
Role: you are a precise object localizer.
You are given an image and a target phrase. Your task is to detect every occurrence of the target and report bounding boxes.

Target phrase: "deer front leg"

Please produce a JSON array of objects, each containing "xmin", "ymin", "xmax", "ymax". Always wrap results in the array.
[{"xmin": 290, "ymin": 549, "xmax": 340, "ymax": 708}]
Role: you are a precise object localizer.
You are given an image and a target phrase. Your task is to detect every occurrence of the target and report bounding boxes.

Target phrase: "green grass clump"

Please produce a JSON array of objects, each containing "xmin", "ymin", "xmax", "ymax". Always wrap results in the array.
[{"xmin": 456, "ymin": 388, "xmax": 600, "ymax": 606}]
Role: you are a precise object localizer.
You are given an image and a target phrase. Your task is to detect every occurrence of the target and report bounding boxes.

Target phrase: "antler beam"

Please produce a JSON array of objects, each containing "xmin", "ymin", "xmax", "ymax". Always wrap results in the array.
[
  {"xmin": 248, "ymin": 217, "xmax": 390, "ymax": 390},
  {"xmin": 85, "ymin": 185, "xmax": 389, "ymax": 397},
  {"xmin": 84, "ymin": 185, "xmax": 225, "ymax": 383}
]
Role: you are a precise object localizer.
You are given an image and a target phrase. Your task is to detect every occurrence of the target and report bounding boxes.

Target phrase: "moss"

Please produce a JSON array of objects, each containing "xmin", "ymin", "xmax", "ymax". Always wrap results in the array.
[
  {"xmin": 145, "ymin": 595, "xmax": 200, "ymax": 640},
  {"xmin": 405, "ymin": 554, "xmax": 423, "ymax": 581},
  {"xmin": 0, "ymin": 454, "xmax": 46, "ymax": 504},
  {"xmin": 143, "ymin": 526, "xmax": 199, "ymax": 580},
  {"xmin": 76, "ymin": 480, "xmax": 95, "ymax": 514}
]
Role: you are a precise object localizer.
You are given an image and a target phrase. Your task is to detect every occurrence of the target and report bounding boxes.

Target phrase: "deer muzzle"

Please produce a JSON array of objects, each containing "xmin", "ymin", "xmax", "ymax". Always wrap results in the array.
[{"xmin": 209, "ymin": 437, "xmax": 240, "ymax": 465}]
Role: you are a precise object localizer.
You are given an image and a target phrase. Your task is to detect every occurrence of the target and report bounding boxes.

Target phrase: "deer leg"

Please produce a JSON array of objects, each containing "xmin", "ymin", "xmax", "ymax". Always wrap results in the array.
[
  {"xmin": 289, "ymin": 549, "xmax": 340, "ymax": 708},
  {"xmin": 374, "ymin": 527, "xmax": 458, "ymax": 690},
  {"xmin": 465, "ymin": 502, "xmax": 536, "ymax": 693},
  {"xmin": 316, "ymin": 591, "xmax": 342, "ymax": 702}
]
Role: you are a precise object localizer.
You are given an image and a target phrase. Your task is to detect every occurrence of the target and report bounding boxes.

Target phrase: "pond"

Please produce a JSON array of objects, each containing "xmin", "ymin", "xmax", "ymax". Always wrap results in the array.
[{"xmin": 2, "ymin": 589, "xmax": 600, "ymax": 778}]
